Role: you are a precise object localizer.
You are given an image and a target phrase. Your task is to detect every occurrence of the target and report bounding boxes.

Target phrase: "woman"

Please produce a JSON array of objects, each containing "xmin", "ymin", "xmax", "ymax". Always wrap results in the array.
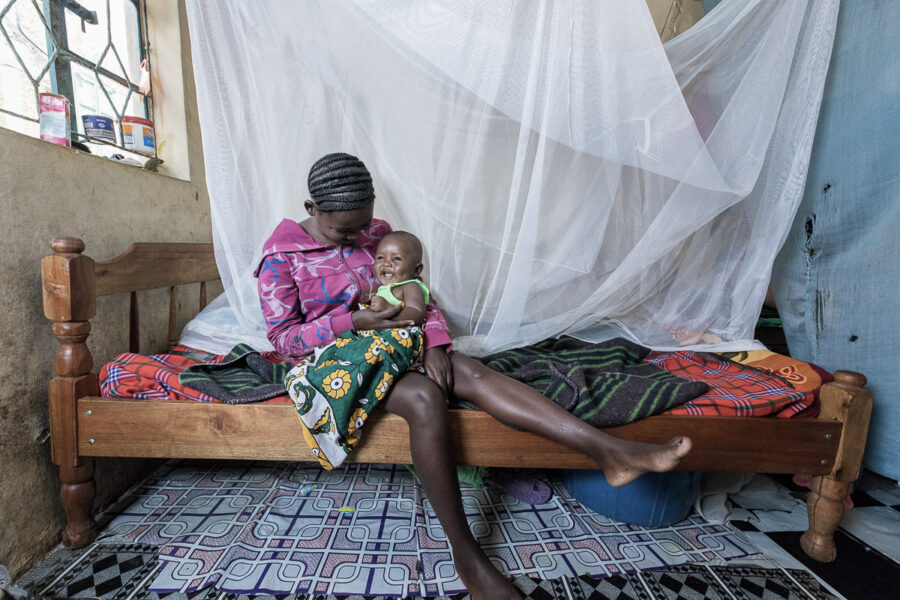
[{"xmin": 256, "ymin": 152, "xmax": 691, "ymax": 600}]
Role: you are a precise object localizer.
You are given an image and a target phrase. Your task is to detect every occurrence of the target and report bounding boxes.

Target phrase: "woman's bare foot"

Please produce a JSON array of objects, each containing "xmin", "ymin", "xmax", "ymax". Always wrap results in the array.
[
  {"xmin": 455, "ymin": 550, "xmax": 522, "ymax": 600},
  {"xmin": 595, "ymin": 436, "xmax": 692, "ymax": 487}
]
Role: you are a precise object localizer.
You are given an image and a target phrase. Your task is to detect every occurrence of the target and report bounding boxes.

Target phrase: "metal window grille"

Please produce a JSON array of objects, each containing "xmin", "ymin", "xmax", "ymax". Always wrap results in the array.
[{"xmin": 0, "ymin": 0, "xmax": 152, "ymax": 155}]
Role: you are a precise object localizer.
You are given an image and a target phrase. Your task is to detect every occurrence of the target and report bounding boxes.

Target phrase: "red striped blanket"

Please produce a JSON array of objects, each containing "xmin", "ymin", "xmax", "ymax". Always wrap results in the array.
[
  {"xmin": 649, "ymin": 351, "xmax": 822, "ymax": 417},
  {"xmin": 99, "ymin": 346, "xmax": 292, "ymax": 404}
]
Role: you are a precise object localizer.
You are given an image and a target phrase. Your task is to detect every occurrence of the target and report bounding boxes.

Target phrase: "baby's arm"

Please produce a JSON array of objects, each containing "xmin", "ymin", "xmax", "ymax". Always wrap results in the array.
[{"xmin": 392, "ymin": 282, "xmax": 427, "ymax": 325}]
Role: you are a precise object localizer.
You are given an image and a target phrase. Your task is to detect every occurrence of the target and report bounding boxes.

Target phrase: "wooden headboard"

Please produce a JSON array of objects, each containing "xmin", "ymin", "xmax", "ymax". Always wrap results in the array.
[{"xmin": 41, "ymin": 236, "xmax": 220, "ymax": 355}]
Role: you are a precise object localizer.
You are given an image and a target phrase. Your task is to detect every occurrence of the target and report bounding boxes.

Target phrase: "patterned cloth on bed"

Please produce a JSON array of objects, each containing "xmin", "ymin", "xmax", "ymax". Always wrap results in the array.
[
  {"xmin": 721, "ymin": 349, "xmax": 832, "ymax": 416},
  {"xmin": 481, "ymin": 337, "xmax": 709, "ymax": 426},
  {"xmin": 99, "ymin": 346, "xmax": 292, "ymax": 403},
  {"xmin": 178, "ymin": 343, "xmax": 293, "ymax": 404},
  {"xmin": 649, "ymin": 351, "xmax": 821, "ymax": 417},
  {"xmin": 100, "ymin": 345, "xmax": 824, "ymax": 418}
]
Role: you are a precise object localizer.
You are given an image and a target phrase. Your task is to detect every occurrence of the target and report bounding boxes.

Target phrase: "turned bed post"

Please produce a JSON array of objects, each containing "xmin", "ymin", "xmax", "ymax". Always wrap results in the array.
[
  {"xmin": 41, "ymin": 237, "xmax": 100, "ymax": 547},
  {"xmin": 801, "ymin": 370, "xmax": 873, "ymax": 562}
]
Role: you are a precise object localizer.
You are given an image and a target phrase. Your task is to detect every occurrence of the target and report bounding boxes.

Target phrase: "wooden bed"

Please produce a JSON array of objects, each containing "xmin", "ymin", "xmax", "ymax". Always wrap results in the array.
[{"xmin": 42, "ymin": 236, "xmax": 873, "ymax": 564}]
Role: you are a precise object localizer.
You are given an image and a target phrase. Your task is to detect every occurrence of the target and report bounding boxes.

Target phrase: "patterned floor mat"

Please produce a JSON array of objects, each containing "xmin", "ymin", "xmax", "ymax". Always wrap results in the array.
[
  {"xmin": 20, "ymin": 549, "xmax": 839, "ymax": 600},
  {"xmin": 62, "ymin": 461, "xmax": 756, "ymax": 597},
  {"xmin": 17, "ymin": 543, "xmax": 160, "ymax": 600}
]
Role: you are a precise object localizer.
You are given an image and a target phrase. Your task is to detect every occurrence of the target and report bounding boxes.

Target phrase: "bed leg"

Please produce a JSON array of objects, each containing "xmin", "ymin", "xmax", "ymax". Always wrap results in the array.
[
  {"xmin": 800, "ymin": 370, "xmax": 872, "ymax": 562},
  {"xmin": 801, "ymin": 475, "xmax": 848, "ymax": 562},
  {"xmin": 59, "ymin": 461, "xmax": 98, "ymax": 547},
  {"xmin": 43, "ymin": 238, "xmax": 100, "ymax": 548},
  {"xmin": 49, "ymin": 370, "xmax": 101, "ymax": 548}
]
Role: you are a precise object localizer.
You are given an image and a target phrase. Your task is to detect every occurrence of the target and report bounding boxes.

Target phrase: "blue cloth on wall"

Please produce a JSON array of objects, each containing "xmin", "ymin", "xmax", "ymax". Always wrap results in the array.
[{"xmin": 769, "ymin": 2, "xmax": 900, "ymax": 479}]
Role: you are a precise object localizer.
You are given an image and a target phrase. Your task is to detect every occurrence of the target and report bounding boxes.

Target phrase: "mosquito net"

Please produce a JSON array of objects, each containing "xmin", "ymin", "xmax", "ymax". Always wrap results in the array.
[{"xmin": 182, "ymin": 0, "xmax": 837, "ymax": 356}]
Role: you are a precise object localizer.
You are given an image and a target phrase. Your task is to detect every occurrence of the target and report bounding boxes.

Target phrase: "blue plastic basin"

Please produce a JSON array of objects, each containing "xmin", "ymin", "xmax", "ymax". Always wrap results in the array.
[{"xmin": 561, "ymin": 469, "xmax": 701, "ymax": 527}]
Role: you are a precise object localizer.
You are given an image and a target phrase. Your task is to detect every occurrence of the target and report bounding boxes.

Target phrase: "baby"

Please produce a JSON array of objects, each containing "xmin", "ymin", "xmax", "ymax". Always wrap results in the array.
[{"xmin": 367, "ymin": 231, "xmax": 430, "ymax": 326}]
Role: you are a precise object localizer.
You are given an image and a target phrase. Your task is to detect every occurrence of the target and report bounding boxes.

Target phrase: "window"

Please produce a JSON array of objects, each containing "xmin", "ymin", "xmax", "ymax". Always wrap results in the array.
[{"xmin": 0, "ymin": 0, "xmax": 153, "ymax": 161}]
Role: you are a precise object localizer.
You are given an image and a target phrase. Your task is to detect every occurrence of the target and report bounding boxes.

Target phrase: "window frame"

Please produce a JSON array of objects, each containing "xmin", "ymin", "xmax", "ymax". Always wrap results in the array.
[{"xmin": 0, "ymin": 0, "xmax": 153, "ymax": 153}]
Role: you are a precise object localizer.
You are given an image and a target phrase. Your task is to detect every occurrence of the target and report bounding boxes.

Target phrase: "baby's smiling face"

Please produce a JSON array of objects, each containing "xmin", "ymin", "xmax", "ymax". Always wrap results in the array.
[{"xmin": 374, "ymin": 234, "xmax": 423, "ymax": 285}]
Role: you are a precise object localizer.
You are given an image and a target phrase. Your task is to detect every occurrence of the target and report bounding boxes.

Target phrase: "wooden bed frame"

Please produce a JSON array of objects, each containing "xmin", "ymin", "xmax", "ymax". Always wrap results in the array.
[{"xmin": 42, "ymin": 237, "xmax": 873, "ymax": 563}]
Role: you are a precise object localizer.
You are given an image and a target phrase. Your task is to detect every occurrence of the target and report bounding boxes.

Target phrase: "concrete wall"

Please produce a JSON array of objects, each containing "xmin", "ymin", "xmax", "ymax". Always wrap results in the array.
[
  {"xmin": 648, "ymin": 0, "xmax": 705, "ymax": 43},
  {"xmin": 0, "ymin": 1, "xmax": 216, "ymax": 577}
]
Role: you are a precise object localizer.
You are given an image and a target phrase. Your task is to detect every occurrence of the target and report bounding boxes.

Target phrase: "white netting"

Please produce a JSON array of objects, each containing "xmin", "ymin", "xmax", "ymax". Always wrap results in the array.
[{"xmin": 182, "ymin": 0, "xmax": 837, "ymax": 356}]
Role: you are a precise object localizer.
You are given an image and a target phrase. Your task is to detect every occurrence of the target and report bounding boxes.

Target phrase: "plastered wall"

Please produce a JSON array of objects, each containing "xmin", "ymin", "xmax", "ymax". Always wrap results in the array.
[
  {"xmin": 0, "ymin": 1, "xmax": 216, "ymax": 578},
  {"xmin": 648, "ymin": 0, "xmax": 705, "ymax": 43}
]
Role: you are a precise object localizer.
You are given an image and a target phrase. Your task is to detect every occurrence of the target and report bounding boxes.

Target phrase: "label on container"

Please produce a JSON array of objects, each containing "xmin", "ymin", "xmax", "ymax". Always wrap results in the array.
[
  {"xmin": 142, "ymin": 127, "xmax": 155, "ymax": 149},
  {"xmin": 82, "ymin": 115, "xmax": 116, "ymax": 143},
  {"xmin": 122, "ymin": 123, "xmax": 134, "ymax": 145}
]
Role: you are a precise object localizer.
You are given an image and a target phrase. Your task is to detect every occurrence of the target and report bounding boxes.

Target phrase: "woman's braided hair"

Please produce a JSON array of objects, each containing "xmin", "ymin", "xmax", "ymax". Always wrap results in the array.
[{"xmin": 307, "ymin": 152, "xmax": 375, "ymax": 212}]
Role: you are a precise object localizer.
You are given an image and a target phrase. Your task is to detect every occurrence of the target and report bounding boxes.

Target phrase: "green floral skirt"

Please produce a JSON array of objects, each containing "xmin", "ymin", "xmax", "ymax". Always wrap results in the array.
[{"xmin": 284, "ymin": 327, "xmax": 424, "ymax": 469}]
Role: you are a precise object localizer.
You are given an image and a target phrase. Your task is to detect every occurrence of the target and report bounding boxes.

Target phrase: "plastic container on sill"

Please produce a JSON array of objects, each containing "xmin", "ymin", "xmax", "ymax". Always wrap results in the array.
[
  {"xmin": 39, "ymin": 93, "xmax": 71, "ymax": 146},
  {"xmin": 120, "ymin": 116, "xmax": 156, "ymax": 156}
]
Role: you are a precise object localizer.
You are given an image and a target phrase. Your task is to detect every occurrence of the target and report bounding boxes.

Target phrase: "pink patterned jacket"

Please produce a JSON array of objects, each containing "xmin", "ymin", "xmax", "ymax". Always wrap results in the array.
[{"xmin": 254, "ymin": 218, "xmax": 453, "ymax": 359}]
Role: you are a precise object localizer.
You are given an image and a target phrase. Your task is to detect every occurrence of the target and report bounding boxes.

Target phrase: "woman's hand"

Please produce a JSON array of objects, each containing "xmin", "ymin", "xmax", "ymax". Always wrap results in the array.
[
  {"xmin": 423, "ymin": 346, "xmax": 454, "ymax": 399},
  {"xmin": 351, "ymin": 304, "xmax": 415, "ymax": 331}
]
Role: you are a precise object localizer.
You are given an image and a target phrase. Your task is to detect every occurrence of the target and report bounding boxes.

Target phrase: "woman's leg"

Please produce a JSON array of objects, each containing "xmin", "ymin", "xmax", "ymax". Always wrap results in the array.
[
  {"xmin": 381, "ymin": 372, "xmax": 522, "ymax": 600},
  {"xmin": 450, "ymin": 354, "xmax": 692, "ymax": 486}
]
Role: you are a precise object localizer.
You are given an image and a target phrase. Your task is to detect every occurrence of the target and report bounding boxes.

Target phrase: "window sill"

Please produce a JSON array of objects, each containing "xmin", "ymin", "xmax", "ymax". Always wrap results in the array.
[
  {"xmin": 69, "ymin": 143, "xmax": 180, "ymax": 180},
  {"xmin": 35, "ymin": 131, "xmax": 186, "ymax": 181},
  {"xmin": 1, "ymin": 126, "xmax": 189, "ymax": 183}
]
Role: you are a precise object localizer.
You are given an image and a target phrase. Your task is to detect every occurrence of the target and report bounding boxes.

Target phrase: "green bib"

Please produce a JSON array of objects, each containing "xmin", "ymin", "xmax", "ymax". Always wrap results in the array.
[{"xmin": 374, "ymin": 279, "xmax": 430, "ymax": 306}]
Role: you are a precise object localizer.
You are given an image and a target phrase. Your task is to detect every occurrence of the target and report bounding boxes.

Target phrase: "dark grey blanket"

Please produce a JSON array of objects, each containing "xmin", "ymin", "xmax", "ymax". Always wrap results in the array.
[
  {"xmin": 178, "ymin": 344, "xmax": 293, "ymax": 405},
  {"xmin": 481, "ymin": 337, "xmax": 708, "ymax": 426}
]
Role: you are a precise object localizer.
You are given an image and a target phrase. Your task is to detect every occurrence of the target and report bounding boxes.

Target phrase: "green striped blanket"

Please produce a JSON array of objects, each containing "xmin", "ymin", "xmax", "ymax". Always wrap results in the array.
[
  {"xmin": 481, "ymin": 337, "xmax": 708, "ymax": 426},
  {"xmin": 179, "ymin": 343, "xmax": 292, "ymax": 404}
]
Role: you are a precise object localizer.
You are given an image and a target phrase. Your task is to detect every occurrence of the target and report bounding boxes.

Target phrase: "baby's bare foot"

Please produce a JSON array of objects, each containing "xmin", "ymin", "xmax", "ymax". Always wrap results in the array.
[
  {"xmin": 455, "ymin": 552, "xmax": 522, "ymax": 600},
  {"xmin": 598, "ymin": 436, "xmax": 692, "ymax": 487}
]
